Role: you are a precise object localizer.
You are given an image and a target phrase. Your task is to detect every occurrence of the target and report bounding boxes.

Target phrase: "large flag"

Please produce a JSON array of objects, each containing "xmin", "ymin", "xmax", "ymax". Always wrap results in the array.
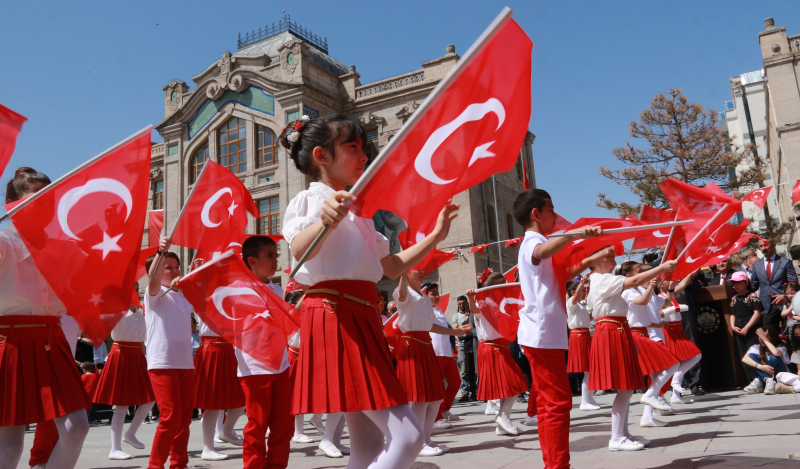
[
  {"xmin": 415, "ymin": 249, "xmax": 457, "ymax": 276},
  {"xmin": 660, "ymin": 178, "xmax": 742, "ymax": 213},
  {"xmin": 195, "ymin": 233, "xmax": 285, "ymax": 265},
  {"xmin": 8, "ymin": 127, "xmax": 152, "ymax": 343},
  {"xmin": 350, "ymin": 9, "xmax": 532, "ymax": 242},
  {"xmin": 0, "ymin": 104, "xmax": 27, "ymax": 178},
  {"xmin": 631, "ymin": 205, "xmax": 673, "ymax": 250},
  {"xmin": 742, "ymin": 186, "xmax": 772, "ymax": 210},
  {"xmin": 660, "ymin": 208, "xmax": 722, "ymax": 267},
  {"xmin": 666, "ymin": 220, "xmax": 750, "ymax": 280},
  {"xmin": 709, "ymin": 230, "xmax": 759, "ymax": 265},
  {"xmin": 383, "ymin": 312, "xmax": 401, "ymax": 350},
  {"xmin": 178, "ymin": 250, "xmax": 300, "ymax": 371},
  {"xmin": 474, "ymin": 283, "xmax": 524, "ymax": 342},
  {"xmin": 147, "ymin": 210, "xmax": 164, "ymax": 247},
  {"xmin": 171, "ymin": 160, "xmax": 258, "ymax": 251}
]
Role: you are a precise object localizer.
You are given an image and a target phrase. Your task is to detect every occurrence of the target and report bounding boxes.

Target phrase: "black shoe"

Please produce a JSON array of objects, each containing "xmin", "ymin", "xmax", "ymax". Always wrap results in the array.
[
  {"xmin": 515, "ymin": 395, "xmax": 527, "ymax": 403},
  {"xmin": 468, "ymin": 395, "xmax": 477, "ymax": 402},
  {"xmin": 457, "ymin": 395, "xmax": 470, "ymax": 403},
  {"xmin": 691, "ymin": 386, "xmax": 706, "ymax": 396}
]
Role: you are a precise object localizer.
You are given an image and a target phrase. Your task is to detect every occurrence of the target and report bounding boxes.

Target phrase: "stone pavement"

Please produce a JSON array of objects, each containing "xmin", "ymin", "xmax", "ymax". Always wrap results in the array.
[{"xmin": 21, "ymin": 390, "xmax": 800, "ymax": 469}]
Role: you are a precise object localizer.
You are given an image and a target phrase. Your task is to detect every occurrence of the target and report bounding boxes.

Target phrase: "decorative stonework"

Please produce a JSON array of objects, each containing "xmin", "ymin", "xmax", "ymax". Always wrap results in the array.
[
  {"xmin": 167, "ymin": 144, "xmax": 179, "ymax": 156},
  {"xmin": 206, "ymin": 51, "xmax": 248, "ymax": 100},
  {"xmin": 188, "ymin": 86, "xmax": 275, "ymax": 139},
  {"xmin": 772, "ymin": 43, "xmax": 782, "ymax": 55},
  {"xmin": 150, "ymin": 167, "xmax": 164, "ymax": 180},
  {"xmin": 280, "ymin": 40, "xmax": 302, "ymax": 75},
  {"xmin": 358, "ymin": 112, "xmax": 386, "ymax": 127},
  {"xmin": 396, "ymin": 100, "xmax": 420, "ymax": 122}
]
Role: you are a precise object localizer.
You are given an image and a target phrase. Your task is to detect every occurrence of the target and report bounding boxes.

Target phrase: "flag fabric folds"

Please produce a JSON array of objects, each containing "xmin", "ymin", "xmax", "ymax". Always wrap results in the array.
[
  {"xmin": 474, "ymin": 283, "xmax": 524, "ymax": 342},
  {"xmin": 147, "ymin": 210, "xmax": 164, "ymax": 247},
  {"xmin": 742, "ymin": 186, "xmax": 772, "ymax": 209},
  {"xmin": 0, "ymin": 104, "xmax": 27, "ymax": 178}
]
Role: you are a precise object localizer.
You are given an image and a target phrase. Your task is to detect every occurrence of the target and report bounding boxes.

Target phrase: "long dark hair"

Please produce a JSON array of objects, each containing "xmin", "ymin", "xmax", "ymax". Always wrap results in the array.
[
  {"xmin": 278, "ymin": 114, "xmax": 366, "ymax": 180},
  {"xmin": 759, "ymin": 325, "xmax": 784, "ymax": 365},
  {"xmin": 5, "ymin": 167, "xmax": 50, "ymax": 203}
]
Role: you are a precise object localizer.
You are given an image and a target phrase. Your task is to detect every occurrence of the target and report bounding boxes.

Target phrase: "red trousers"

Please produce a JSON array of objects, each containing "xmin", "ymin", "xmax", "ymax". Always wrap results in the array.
[
  {"xmin": 523, "ymin": 346, "xmax": 571, "ymax": 469},
  {"xmin": 435, "ymin": 356, "xmax": 460, "ymax": 420},
  {"xmin": 29, "ymin": 420, "xmax": 58, "ymax": 466},
  {"xmin": 148, "ymin": 369, "xmax": 195, "ymax": 469},
  {"xmin": 527, "ymin": 385, "xmax": 539, "ymax": 417},
  {"xmin": 240, "ymin": 369, "xmax": 292, "ymax": 469}
]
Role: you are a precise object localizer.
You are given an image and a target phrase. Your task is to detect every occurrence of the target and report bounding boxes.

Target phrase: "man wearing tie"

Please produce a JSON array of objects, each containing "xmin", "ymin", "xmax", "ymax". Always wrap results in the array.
[
  {"xmin": 751, "ymin": 237, "xmax": 798, "ymax": 328},
  {"xmin": 711, "ymin": 257, "xmax": 735, "ymax": 287}
]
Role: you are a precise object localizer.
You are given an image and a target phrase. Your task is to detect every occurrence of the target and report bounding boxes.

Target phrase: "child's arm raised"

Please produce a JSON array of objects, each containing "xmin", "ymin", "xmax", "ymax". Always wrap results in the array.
[
  {"xmin": 622, "ymin": 260, "xmax": 677, "ymax": 290},
  {"xmin": 147, "ymin": 237, "xmax": 171, "ymax": 297},
  {"xmin": 290, "ymin": 191, "xmax": 356, "ymax": 262},
  {"xmin": 532, "ymin": 226, "xmax": 603, "ymax": 265},
  {"xmin": 381, "ymin": 201, "xmax": 460, "ymax": 279}
]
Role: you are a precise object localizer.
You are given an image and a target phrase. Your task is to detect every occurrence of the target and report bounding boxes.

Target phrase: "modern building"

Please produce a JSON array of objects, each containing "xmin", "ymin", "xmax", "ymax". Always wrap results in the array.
[
  {"xmin": 147, "ymin": 15, "xmax": 535, "ymax": 317},
  {"xmin": 758, "ymin": 18, "xmax": 800, "ymax": 246}
]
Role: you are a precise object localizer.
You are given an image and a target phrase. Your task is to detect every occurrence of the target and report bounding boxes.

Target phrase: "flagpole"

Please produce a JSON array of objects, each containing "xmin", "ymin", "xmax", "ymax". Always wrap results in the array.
[
  {"xmin": 491, "ymin": 174, "xmax": 504, "ymax": 272},
  {"xmin": 0, "ymin": 126, "xmax": 153, "ymax": 224},
  {"xmin": 674, "ymin": 205, "xmax": 730, "ymax": 262},
  {"xmin": 548, "ymin": 219, "xmax": 693, "ymax": 238},
  {"xmin": 627, "ymin": 205, "xmax": 645, "ymax": 261}
]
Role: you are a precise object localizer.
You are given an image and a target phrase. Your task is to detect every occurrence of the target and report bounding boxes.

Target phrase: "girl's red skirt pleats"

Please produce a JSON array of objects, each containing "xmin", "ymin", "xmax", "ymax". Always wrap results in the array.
[
  {"xmin": 588, "ymin": 317, "xmax": 642, "ymax": 391},
  {"xmin": 663, "ymin": 321, "xmax": 702, "ymax": 361},
  {"xmin": 193, "ymin": 337, "xmax": 245, "ymax": 409},
  {"xmin": 0, "ymin": 316, "xmax": 91, "ymax": 426},
  {"xmin": 93, "ymin": 342, "xmax": 155, "ymax": 406},
  {"xmin": 567, "ymin": 328, "xmax": 591, "ymax": 373},
  {"xmin": 629, "ymin": 327, "xmax": 679, "ymax": 376},
  {"xmin": 395, "ymin": 331, "xmax": 445, "ymax": 403},
  {"xmin": 476, "ymin": 339, "xmax": 528, "ymax": 400},
  {"xmin": 292, "ymin": 280, "xmax": 408, "ymax": 414}
]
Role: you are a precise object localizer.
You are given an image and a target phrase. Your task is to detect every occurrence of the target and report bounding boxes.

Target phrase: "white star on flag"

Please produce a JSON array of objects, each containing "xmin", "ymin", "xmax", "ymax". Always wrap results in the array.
[
  {"xmin": 91, "ymin": 232, "xmax": 123, "ymax": 259},
  {"xmin": 228, "ymin": 201, "xmax": 238, "ymax": 217},
  {"xmin": 89, "ymin": 293, "xmax": 104, "ymax": 306}
]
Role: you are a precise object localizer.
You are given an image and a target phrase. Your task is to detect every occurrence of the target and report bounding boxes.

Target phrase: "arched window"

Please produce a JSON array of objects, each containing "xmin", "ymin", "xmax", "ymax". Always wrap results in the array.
[
  {"xmin": 218, "ymin": 117, "xmax": 247, "ymax": 173},
  {"xmin": 256, "ymin": 125, "xmax": 278, "ymax": 168},
  {"xmin": 189, "ymin": 142, "xmax": 208, "ymax": 184}
]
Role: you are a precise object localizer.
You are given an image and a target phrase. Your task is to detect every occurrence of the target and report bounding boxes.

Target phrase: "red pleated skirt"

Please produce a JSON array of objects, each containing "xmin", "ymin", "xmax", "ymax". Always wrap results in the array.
[
  {"xmin": 588, "ymin": 317, "xmax": 642, "ymax": 391},
  {"xmin": 288, "ymin": 345, "xmax": 300, "ymax": 370},
  {"xmin": 194, "ymin": 337, "xmax": 245, "ymax": 409},
  {"xmin": 567, "ymin": 328, "xmax": 592, "ymax": 373},
  {"xmin": 0, "ymin": 316, "xmax": 91, "ymax": 426},
  {"xmin": 476, "ymin": 339, "xmax": 528, "ymax": 401},
  {"xmin": 395, "ymin": 331, "xmax": 445, "ymax": 403},
  {"xmin": 629, "ymin": 327, "xmax": 679, "ymax": 376},
  {"xmin": 93, "ymin": 342, "xmax": 155, "ymax": 406},
  {"xmin": 663, "ymin": 321, "xmax": 702, "ymax": 361},
  {"xmin": 292, "ymin": 280, "xmax": 408, "ymax": 414}
]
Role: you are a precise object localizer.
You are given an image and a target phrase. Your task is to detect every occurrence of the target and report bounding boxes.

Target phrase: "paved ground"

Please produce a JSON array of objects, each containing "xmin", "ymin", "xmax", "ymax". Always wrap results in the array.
[{"xmin": 20, "ymin": 389, "xmax": 800, "ymax": 468}]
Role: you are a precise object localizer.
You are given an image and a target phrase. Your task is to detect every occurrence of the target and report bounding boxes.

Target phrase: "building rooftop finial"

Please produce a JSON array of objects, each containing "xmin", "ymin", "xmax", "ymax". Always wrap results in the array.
[{"xmin": 237, "ymin": 14, "xmax": 329, "ymax": 54}]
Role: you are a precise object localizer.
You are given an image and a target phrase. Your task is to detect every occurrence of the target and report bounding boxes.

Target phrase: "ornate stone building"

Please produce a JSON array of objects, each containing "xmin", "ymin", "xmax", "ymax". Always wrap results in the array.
[{"xmin": 148, "ymin": 16, "xmax": 535, "ymax": 316}]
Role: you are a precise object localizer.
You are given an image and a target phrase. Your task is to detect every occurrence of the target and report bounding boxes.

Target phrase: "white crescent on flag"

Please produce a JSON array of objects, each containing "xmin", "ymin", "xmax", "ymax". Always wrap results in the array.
[
  {"xmin": 211, "ymin": 286, "xmax": 263, "ymax": 321},
  {"xmin": 498, "ymin": 297, "xmax": 524, "ymax": 317},
  {"xmin": 201, "ymin": 187, "xmax": 233, "ymax": 228},
  {"xmin": 57, "ymin": 178, "xmax": 133, "ymax": 241}
]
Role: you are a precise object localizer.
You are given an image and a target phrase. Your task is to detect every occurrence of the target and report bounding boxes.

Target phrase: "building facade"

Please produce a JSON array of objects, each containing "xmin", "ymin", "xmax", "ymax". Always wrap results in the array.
[
  {"xmin": 759, "ymin": 18, "xmax": 800, "ymax": 245},
  {"xmin": 148, "ymin": 16, "xmax": 535, "ymax": 317}
]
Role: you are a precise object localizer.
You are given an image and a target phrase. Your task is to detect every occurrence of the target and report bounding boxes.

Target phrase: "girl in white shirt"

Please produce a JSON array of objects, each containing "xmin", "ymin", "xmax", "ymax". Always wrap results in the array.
[
  {"xmin": 587, "ymin": 254, "xmax": 676, "ymax": 452},
  {"xmin": 465, "ymin": 272, "xmax": 528, "ymax": 437},
  {"xmin": 93, "ymin": 302, "xmax": 155, "ymax": 460},
  {"xmin": 0, "ymin": 168, "xmax": 90, "ymax": 469},
  {"xmin": 281, "ymin": 114, "xmax": 459, "ymax": 469},
  {"xmin": 658, "ymin": 275, "xmax": 702, "ymax": 403},
  {"xmin": 394, "ymin": 270, "xmax": 470, "ymax": 456},
  {"xmin": 566, "ymin": 277, "xmax": 601, "ymax": 411}
]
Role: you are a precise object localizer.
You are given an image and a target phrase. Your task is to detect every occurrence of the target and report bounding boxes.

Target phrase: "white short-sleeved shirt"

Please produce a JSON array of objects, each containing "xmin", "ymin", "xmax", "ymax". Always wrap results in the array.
[
  {"xmin": 0, "ymin": 225, "xmax": 65, "ymax": 317},
  {"xmin": 746, "ymin": 344, "xmax": 791, "ymax": 364},
  {"xmin": 474, "ymin": 312, "xmax": 502, "ymax": 341},
  {"xmin": 197, "ymin": 316, "xmax": 220, "ymax": 338},
  {"xmin": 567, "ymin": 296, "xmax": 592, "ymax": 329},
  {"xmin": 144, "ymin": 286, "xmax": 194, "ymax": 370},
  {"xmin": 235, "ymin": 280, "xmax": 290, "ymax": 377},
  {"xmin": 517, "ymin": 231, "xmax": 568, "ymax": 350},
  {"xmin": 430, "ymin": 306, "xmax": 453, "ymax": 357},
  {"xmin": 646, "ymin": 295, "xmax": 666, "ymax": 341},
  {"xmin": 111, "ymin": 309, "xmax": 146, "ymax": 342},
  {"xmin": 587, "ymin": 273, "xmax": 628, "ymax": 318},
  {"xmin": 282, "ymin": 182, "xmax": 390, "ymax": 286},
  {"xmin": 623, "ymin": 287, "xmax": 653, "ymax": 328},
  {"xmin": 393, "ymin": 287, "xmax": 435, "ymax": 333}
]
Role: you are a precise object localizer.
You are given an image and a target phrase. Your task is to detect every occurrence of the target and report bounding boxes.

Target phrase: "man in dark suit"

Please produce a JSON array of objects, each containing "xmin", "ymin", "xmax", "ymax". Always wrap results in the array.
[
  {"xmin": 710, "ymin": 257, "xmax": 736, "ymax": 287},
  {"xmin": 751, "ymin": 237, "xmax": 798, "ymax": 328}
]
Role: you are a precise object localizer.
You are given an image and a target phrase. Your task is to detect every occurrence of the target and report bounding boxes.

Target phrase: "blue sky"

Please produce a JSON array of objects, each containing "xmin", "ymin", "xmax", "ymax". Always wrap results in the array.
[{"xmin": 1, "ymin": 1, "xmax": 798, "ymax": 221}]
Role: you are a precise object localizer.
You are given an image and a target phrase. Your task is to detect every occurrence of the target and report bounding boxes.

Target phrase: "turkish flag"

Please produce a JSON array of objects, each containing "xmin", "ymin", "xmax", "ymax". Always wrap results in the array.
[
  {"xmin": 415, "ymin": 249, "xmax": 457, "ymax": 276},
  {"xmin": 136, "ymin": 246, "xmax": 159, "ymax": 280},
  {"xmin": 742, "ymin": 186, "xmax": 772, "ymax": 209},
  {"xmin": 383, "ymin": 312, "xmax": 401, "ymax": 351},
  {"xmin": 475, "ymin": 283, "xmax": 523, "ymax": 342},
  {"xmin": 471, "ymin": 243, "xmax": 491, "ymax": 256},
  {"xmin": 194, "ymin": 233, "xmax": 284, "ymax": 265},
  {"xmin": 147, "ymin": 210, "xmax": 164, "ymax": 247},
  {"xmin": 9, "ymin": 127, "xmax": 152, "ymax": 343},
  {"xmin": 660, "ymin": 178, "xmax": 742, "ymax": 213},
  {"xmin": 631, "ymin": 205, "xmax": 674, "ymax": 250},
  {"xmin": 438, "ymin": 293, "xmax": 451, "ymax": 312},
  {"xmin": 171, "ymin": 160, "xmax": 258, "ymax": 251},
  {"xmin": 545, "ymin": 213, "xmax": 573, "ymax": 236},
  {"xmin": 0, "ymin": 104, "xmax": 27, "ymax": 178},
  {"xmin": 522, "ymin": 157, "xmax": 531, "ymax": 190},
  {"xmin": 350, "ymin": 12, "xmax": 532, "ymax": 242},
  {"xmin": 708, "ymin": 230, "xmax": 758, "ymax": 266},
  {"xmin": 505, "ymin": 237, "xmax": 523, "ymax": 249},
  {"xmin": 503, "ymin": 265, "xmax": 519, "ymax": 283},
  {"xmin": 792, "ymin": 180, "xmax": 800, "ymax": 205},
  {"xmin": 660, "ymin": 207, "xmax": 727, "ymax": 275},
  {"xmin": 178, "ymin": 250, "xmax": 300, "ymax": 371},
  {"xmin": 667, "ymin": 220, "xmax": 750, "ymax": 280}
]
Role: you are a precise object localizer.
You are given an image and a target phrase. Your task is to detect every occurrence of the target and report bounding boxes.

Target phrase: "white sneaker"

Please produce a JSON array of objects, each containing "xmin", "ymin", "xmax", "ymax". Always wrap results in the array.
[
  {"xmin": 485, "ymin": 406, "xmax": 499, "ymax": 416},
  {"xmin": 292, "ymin": 433, "xmax": 316, "ymax": 443},
  {"xmin": 672, "ymin": 384, "xmax": 690, "ymax": 396},
  {"xmin": 523, "ymin": 415, "xmax": 538, "ymax": 426},
  {"xmin": 122, "ymin": 432, "xmax": 145, "ymax": 450},
  {"xmin": 216, "ymin": 432, "xmax": 244, "ymax": 446},
  {"xmin": 495, "ymin": 417, "xmax": 520, "ymax": 436},
  {"xmin": 765, "ymin": 378, "xmax": 776, "ymax": 395},
  {"xmin": 419, "ymin": 444, "xmax": 444, "ymax": 457},
  {"xmin": 640, "ymin": 395, "xmax": 672, "ymax": 411},
  {"xmin": 319, "ymin": 440, "xmax": 343, "ymax": 458},
  {"xmin": 336, "ymin": 444, "xmax": 351, "ymax": 455},
  {"xmin": 31, "ymin": 465, "xmax": 46, "ymax": 469},
  {"xmin": 433, "ymin": 418, "xmax": 452, "ymax": 429},
  {"xmin": 670, "ymin": 392, "xmax": 695, "ymax": 404},
  {"xmin": 640, "ymin": 418, "xmax": 669, "ymax": 427},
  {"xmin": 743, "ymin": 378, "xmax": 763, "ymax": 394},
  {"xmin": 108, "ymin": 450, "xmax": 132, "ymax": 460},
  {"xmin": 627, "ymin": 435, "xmax": 651, "ymax": 446},
  {"xmin": 310, "ymin": 414, "xmax": 325, "ymax": 434},
  {"xmin": 430, "ymin": 442, "xmax": 451, "ymax": 453},
  {"xmin": 608, "ymin": 438, "xmax": 645, "ymax": 451},
  {"xmin": 443, "ymin": 411, "xmax": 461, "ymax": 421},
  {"xmin": 201, "ymin": 450, "xmax": 229, "ymax": 461},
  {"xmin": 579, "ymin": 403, "xmax": 601, "ymax": 411}
]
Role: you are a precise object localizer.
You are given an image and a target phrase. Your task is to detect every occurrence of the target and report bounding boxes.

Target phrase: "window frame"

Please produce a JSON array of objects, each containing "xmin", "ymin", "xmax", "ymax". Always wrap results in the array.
[
  {"xmin": 256, "ymin": 124, "xmax": 278, "ymax": 168},
  {"xmin": 189, "ymin": 142, "xmax": 209, "ymax": 184},
  {"xmin": 258, "ymin": 196, "xmax": 281, "ymax": 235},
  {"xmin": 218, "ymin": 117, "xmax": 248, "ymax": 174}
]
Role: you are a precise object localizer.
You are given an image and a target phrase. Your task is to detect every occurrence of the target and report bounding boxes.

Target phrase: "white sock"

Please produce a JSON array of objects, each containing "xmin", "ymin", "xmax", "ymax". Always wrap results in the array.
[
  {"xmin": 110, "ymin": 406, "xmax": 127, "ymax": 452},
  {"xmin": 486, "ymin": 401, "xmax": 495, "ymax": 413},
  {"xmin": 295, "ymin": 414, "xmax": 305, "ymax": 435},
  {"xmin": 322, "ymin": 412, "xmax": 343, "ymax": 447},
  {"xmin": 581, "ymin": 374, "xmax": 599, "ymax": 406},
  {"xmin": 611, "ymin": 390, "xmax": 633, "ymax": 443},
  {"xmin": 641, "ymin": 404, "xmax": 654, "ymax": 422},
  {"xmin": 125, "ymin": 401, "xmax": 154, "ymax": 439},
  {"xmin": 222, "ymin": 407, "xmax": 244, "ymax": 438},
  {"xmin": 645, "ymin": 363, "xmax": 679, "ymax": 401},
  {"xmin": 202, "ymin": 410, "xmax": 220, "ymax": 452},
  {"xmin": 672, "ymin": 354, "xmax": 701, "ymax": 387},
  {"xmin": 344, "ymin": 405, "xmax": 424, "ymax": 468},
  {"xmin": 49, "ymin": 409, "xmax": 90, "ymax": 469}
]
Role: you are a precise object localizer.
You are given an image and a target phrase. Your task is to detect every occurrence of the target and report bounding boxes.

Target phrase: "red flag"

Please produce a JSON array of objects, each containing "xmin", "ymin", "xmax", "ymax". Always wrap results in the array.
[
  {"xmin": 178, "ymin": 251, "xmax": 300, "ymax": 371},
  {"xmin": 171, "ymin": 160, "xmax": 258, "ymax": 251},
  {"xmin": 522, "ymin": 157, "xmax": 530, "ymax": 190},
  {"xmin": 742, "ymin": 186, "xmax": 772, "ymax": 209},
  {"xmin": 147, "ymin": 210, "xmax": 164, "ymax": 247},
  {"xmin": 415, "ymin": 249, "xmax": 457, "ymax": 276},
  {"xmin": 621, "ymin": 214, "xmax": 637, "ymax": 221},
  {"xmin": 9, "ymin": 128, "xmax": 152, "ymax": 343},
  {"xmin": 136, "ymin": 246, "xmax": 159, "ymax": 280},
  {"xmin": 383, "ymin": 312, "xmax": 401, "ymax": 350},
  {"xmin": 350, "ymin": 11, "xmax": 532, "ymax": 241},
  {"xmin": 479, "ymin": 267, "xmax": 493, "ymax": 284},
  {"xmin": 505, "ymin": 237, "xmax": 523, "ymax": 249},
  {"xmin": 667, "ymin": 220, "xmax": 750, "ymax": 280},
  {"xmin": 631, "ymin": 205, "xmax": 674, "ymax": 250},
  {"xmin": 545, "ymin": 213, "xmax": 573, "ymax": 236},
  {"xmin": 708, "ymin": 231, "xmax": 759, "ymax": 265},
  {"xmin": 195, "ymin": 233, "xmax": 284, "ymax": 265},
  {"xmin": 661, "ymin": 207, "xmax": 727, "ymax": 272},
  {"xmin": 503, "ymin": 265, "xmax": 518, "ymax": 283},
  {"xmin": 792, "ymin": 180, "xmax": 800, "ymax": 206},
  {"xmin": 660, "ymin": 178, "xmax": 742, "ymax": 213},
  {"xmin": 438, "ymin": 293, "xmax": 451, "ymax": 312},
  {"xmin": 475, "ymin": 283, "xmax": 523, "ymax": 341},
  {"xmin": 0, "ymin": 104, "xmax": 27, "ymax": 178},
  {"xmin": 471, "ymin": 243, "xmax": 491, "ymax": 256}
]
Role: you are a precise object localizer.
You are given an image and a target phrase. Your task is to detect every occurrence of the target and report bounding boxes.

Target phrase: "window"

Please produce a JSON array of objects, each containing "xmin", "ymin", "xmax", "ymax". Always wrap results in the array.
[
  {"xmin": 506, "ymin": 213, "xmax": 515, "ymax": 239},
  {"xmin": 365, "ymin": 129, "xmax": 379, "ymax": 163},
  {"xmin": 152, "ymin": 180, "xmax": 164, "ymax": 210},
  {"xmin": 258, "ymin": 196, "xmax": 280, "ymax": 235},
  {"xmin": 189, "ymin": 142, "xmax": 208, "ymax": 184},
  {"xmin": 516, "ymin": 155, "xmax": 523, "ymax": 180},
  {"xmin": 487, "ymin": 204, "xmax": 497, "ymax": 240},
  {"xmin": 218, "ymin": 117, "xmax": 247, "ymax": 173},
  {"xmin": 256, "ymin": 125, "xmax": 278, "ymax": 168}
]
